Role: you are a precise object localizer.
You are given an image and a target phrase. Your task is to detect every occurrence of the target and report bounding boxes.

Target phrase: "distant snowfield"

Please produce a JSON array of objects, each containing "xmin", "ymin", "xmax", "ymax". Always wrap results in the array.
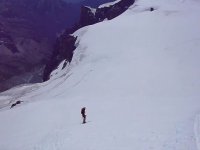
[{"xmin": 1, "ymin": 0, "xmax": 200, "ymax": 150}]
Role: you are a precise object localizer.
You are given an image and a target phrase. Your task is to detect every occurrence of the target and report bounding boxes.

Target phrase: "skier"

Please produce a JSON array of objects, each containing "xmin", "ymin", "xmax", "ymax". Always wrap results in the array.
[{"xmin": 81, "ymin": 107, "xmax": 86, "ymax": 124}]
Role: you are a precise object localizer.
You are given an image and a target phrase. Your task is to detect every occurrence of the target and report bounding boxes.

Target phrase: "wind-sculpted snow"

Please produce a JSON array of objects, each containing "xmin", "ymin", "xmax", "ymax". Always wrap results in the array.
[{"xmin": 0, "ymin": 0, "xmax": 200, "ymax": 150}]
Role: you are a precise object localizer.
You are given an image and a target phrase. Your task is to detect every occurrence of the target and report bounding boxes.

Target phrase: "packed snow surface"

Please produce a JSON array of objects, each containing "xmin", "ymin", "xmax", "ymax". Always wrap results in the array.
[
  {"xmin": 1, "ymin": 0, "xmax": 200, "ymax": 150},
  {"xmin": 85, "ymin": 6, "xmax": 96, "ymax": 14}
]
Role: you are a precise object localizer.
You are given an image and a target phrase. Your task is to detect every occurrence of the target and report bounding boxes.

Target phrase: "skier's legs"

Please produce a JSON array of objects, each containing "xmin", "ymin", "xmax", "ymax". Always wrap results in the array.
[{"xmin": 83, "ymin": 115, "xmax": 86, "ymax": 123}]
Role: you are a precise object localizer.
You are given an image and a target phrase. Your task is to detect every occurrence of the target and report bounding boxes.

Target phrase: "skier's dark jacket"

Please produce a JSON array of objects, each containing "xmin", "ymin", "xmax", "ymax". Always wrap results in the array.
[{"xmin": 81, "ymin": 108, "xmax": 86, "ymax": 117}]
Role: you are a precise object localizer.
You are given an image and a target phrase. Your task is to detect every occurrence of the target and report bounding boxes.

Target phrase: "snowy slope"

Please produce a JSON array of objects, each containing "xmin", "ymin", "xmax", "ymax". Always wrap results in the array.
[
  {"xmin": 1, "ymin": 0, "xmax": 200, "ymax": 150},
  {"xmin": 98, "ymin": 0, "xmax": 121, "ymax": 8}
]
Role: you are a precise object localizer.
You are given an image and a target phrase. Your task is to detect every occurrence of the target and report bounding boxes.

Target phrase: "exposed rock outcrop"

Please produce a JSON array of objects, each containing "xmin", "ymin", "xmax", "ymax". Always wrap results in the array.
[
  {"xmin": 43, "ymin": 0, "xmax": 135, "ymax": 81},
  {"xmin": 0, "ymin": 0, "xmax": 81, "ymax": 92},
  {"xmin": 43, "ymin": 34, "xmax": 77, "ymax": 81},
  {"xmin": 79, "ymin": 0, "xmax": 135, "ymax": 26},
  {"xmin": 97, "ymin": 0, "xmax": 135, "ymax": 20}
]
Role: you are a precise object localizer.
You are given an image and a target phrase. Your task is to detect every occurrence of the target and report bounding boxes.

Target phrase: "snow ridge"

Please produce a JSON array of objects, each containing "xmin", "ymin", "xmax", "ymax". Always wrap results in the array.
[
  {"xmin": 98, "ymin": 0, "xmax": 121, "ymax": 8},
  {"xmin": 195, "ymin": 115, "xmax": 200, "ymax": 150}
]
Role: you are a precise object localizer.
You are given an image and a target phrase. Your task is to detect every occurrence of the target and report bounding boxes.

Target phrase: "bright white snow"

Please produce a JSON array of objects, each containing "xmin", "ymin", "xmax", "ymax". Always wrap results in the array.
[
  {"xmin": 98, "ymin": 0, "xmax": 121, "ymax": 8},
  {"xmin": 85, "ymin": 6, "xmax": 96, "ymax": 15},
  {"xmin": 0, "ymin": 0, "xmax": 200, "ymax": 150}
]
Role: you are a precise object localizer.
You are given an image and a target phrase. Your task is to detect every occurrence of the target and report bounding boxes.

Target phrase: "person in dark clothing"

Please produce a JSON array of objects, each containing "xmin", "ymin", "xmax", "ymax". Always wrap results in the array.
[{"xmin": 81, "ymin": 107, "xmax": 86, "ymax": 124}]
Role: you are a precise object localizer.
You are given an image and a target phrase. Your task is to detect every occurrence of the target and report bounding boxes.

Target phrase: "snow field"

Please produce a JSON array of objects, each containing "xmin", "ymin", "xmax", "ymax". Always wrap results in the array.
[{"xmin": 0, "ymin": 0, "xmax": 200, "ymax": 150}]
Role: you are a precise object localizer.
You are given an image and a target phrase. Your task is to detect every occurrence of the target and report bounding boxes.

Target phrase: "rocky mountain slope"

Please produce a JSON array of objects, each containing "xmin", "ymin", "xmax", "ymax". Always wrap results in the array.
[
  {"xmin": 0, "ymin": 0, "xmax": 80, "ymax": 92},
  {"xmin": 0, "ymin": 0, "xmax": 115, "ymax": 92},
  {"xmin": 43, "ymin": 0, "xmax": 135, "ymax": 81}
]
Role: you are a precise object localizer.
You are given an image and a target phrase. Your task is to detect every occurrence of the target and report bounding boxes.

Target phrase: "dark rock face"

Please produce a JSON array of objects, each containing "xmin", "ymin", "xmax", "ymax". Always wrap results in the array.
[
  {"xmin": 80, "ymin": 0, "xmax": 135, "ymax": 25},
  {"xmin": 79, "ymin": 6, "xmax": 97, "ymax": 27},
  {"xmin": 0, "ymin": 15, "xmax": 52, "ymax": 91},
  {"xmin": 43, "ymin": 35, "xmax": 77, "ymax": 81},
  {"xmin": 99, "ymin": 0, "xmax": 135, "ymax": 20},
  {"xmin": 43, "ymin": 0, "xmax": 135, "ymax": 81},
  {"xmin": 0, "ymin": 0, "xmax": 80, "ymax": 37},
  {"xmin": 0, "ymin": 0, "xmax": 81, "ymax": 92}
]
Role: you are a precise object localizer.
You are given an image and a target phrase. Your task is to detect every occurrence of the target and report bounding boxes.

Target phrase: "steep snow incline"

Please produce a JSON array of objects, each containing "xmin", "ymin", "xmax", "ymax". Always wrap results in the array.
[{"xmin": 1, "ymin": 0, "xmax": 200, "ymax": 150}]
